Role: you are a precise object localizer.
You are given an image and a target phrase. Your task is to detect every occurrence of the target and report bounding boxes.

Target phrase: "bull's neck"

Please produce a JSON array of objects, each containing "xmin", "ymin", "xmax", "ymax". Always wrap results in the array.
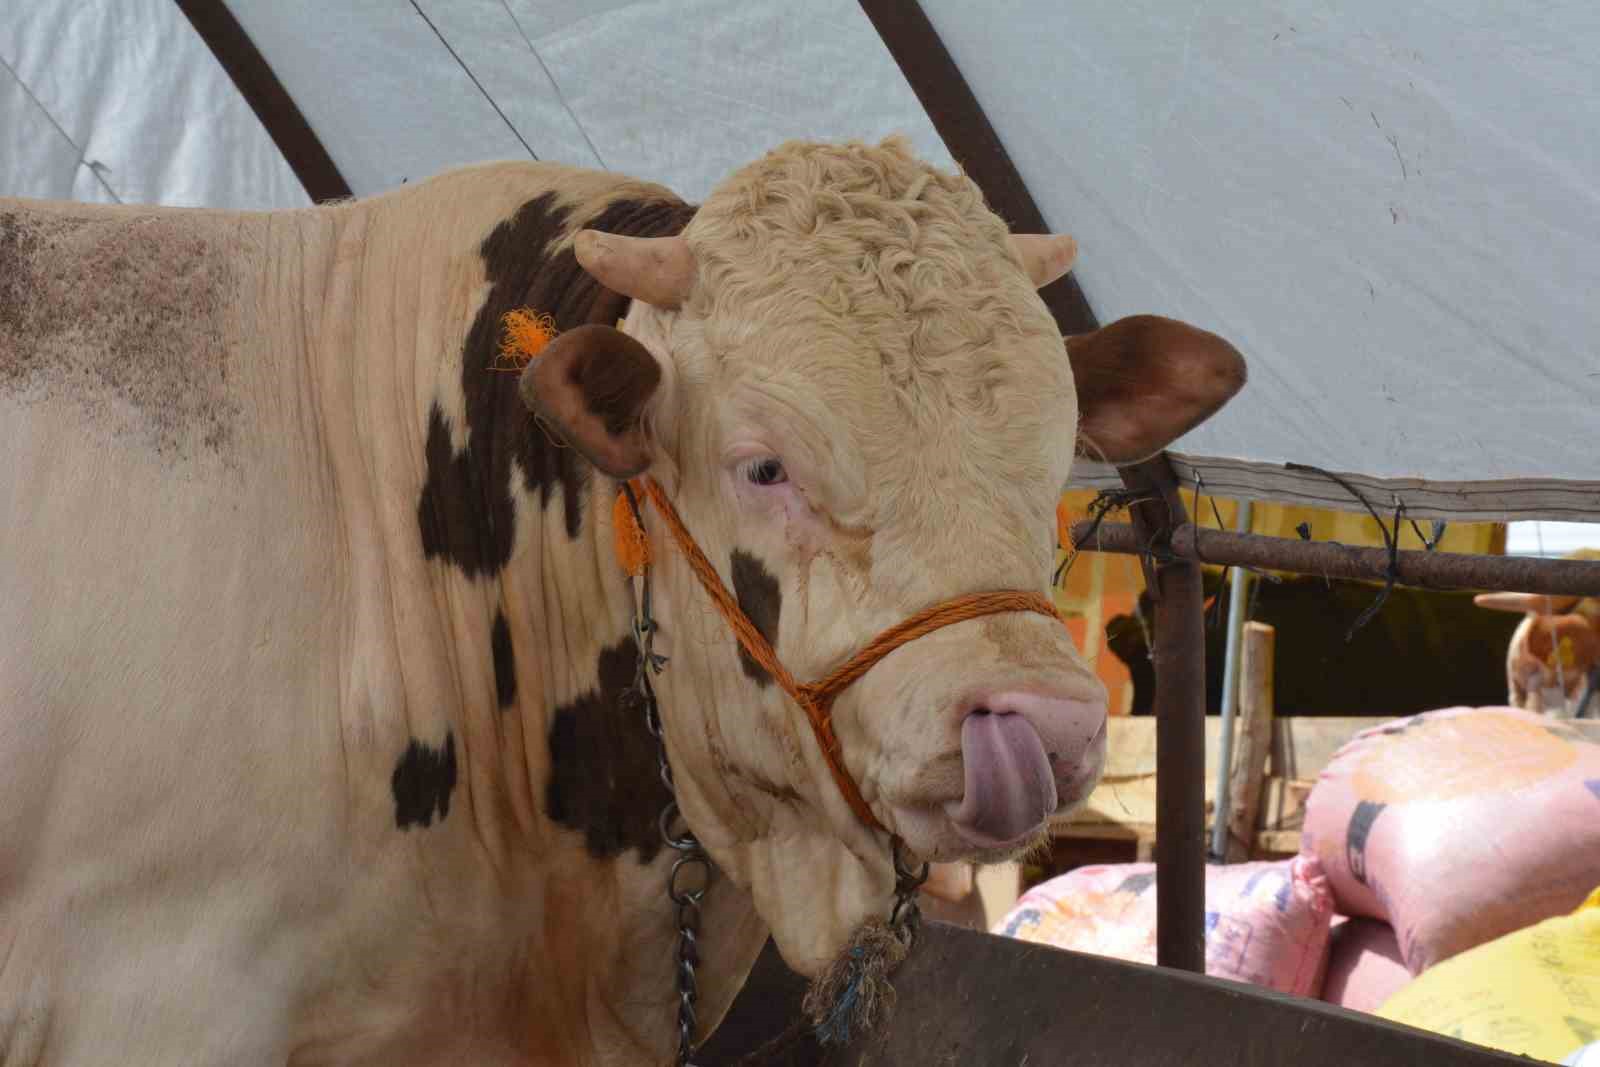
[{"xmin": 315, "ymin": 181, "xmax": 765, "ymax": 1059}]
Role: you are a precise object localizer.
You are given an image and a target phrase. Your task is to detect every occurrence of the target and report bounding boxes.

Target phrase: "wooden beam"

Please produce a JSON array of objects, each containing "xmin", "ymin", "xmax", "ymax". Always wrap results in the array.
[
  {"xmin": 175, "ymin": 0, "xmax": 352, "ymax": 203},
  {"xmin": 1224, "ymin": 622, "xmax": 1276, "ymax": 861},
  {"xmin": 856, "ymin": 0, "xmax": 1098, "ymax": 337}
]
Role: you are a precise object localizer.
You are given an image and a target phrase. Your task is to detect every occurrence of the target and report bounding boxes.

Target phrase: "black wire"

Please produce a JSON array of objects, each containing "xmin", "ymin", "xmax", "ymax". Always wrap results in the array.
[
  {"xmin": 1341, "ymin": 499, "xmax": 1404, "ymax": 642},
  {"xmin": 498, "ymin": 0, "xmax": 606, "ymax": 168},
  {"xmin": 409, "ymin": 0, "xmax": 541, "ymax": 161},
  {"xmin": 1283, "ymin": 463, "xmax": 1402, "ymax": 642},
  {"xmin": 1054, "ymin": 488, "xmax": 1149, "ymax": 585},
  {"xmin": 1191, "ymin": 470, "xmax": 1235, "ymax": 630}
]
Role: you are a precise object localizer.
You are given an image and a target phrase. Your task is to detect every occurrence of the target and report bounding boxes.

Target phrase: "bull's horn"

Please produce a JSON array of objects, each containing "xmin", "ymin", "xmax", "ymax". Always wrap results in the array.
[
  {"xmin": 573, "ymin": 230, "xmax": 696, "ymax": 309},
  {"xmin": 1010, "ymin": 234, "xmax": 1079, "ymax": 288}
]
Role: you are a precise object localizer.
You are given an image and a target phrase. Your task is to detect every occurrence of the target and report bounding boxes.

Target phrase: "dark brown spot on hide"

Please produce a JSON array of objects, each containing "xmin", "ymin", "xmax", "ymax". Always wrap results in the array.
[
  {"xmin": 545, "ymin": 637, "xmax": 672, "ymax": 859},
  {"xmin": 417, "ymin": 192, "xmax": 696, "ymax": 577},
  {"xmin": 0, "ymin": 208, "xmax": 238, "ymax": 457},
  {"xmin": 392, "ymin": 732, "xmax": 458, "ymax": 829},
  {"xmin": 492, "ymin": 610, "xmax": 517, "ymax": 710},
  {"xmin": 731, "ymin": 550, "xmax": 781, "ymax": 687}
]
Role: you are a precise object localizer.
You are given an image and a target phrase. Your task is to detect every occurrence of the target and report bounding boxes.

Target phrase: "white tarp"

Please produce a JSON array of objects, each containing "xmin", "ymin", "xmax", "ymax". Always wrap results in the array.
[
  {"xmin": 2, "ymin": 0, "xmax": 1595, "ymax": 522},
  {"xmin": 223, "ymin": 0, "xmax": 954, "ymax": 203},
  {"xmin": 0, "ymin": 0, "xmax": 305, "ymax": 209},
  {"xmin": 924, "ymin": 0, "xmax": 1599, "ymax": 520}
]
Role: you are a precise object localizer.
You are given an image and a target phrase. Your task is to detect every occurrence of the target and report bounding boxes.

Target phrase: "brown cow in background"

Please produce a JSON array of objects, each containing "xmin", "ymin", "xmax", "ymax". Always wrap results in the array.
[{"xmin": 1476, "ymin": 549, "xmax": 1600, "ymax": 716}]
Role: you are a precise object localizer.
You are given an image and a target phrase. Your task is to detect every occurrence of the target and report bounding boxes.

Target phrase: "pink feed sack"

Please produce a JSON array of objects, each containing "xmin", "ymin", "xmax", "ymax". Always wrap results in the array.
[
  {"xmin": 992, "ymin": 857, "xmax": 1334, "ymax": 996},
  {"xmin": 1301, "ymin": 705, "xmax": 1600, "ymax": 974},
  {"xmin": 1319, "ymin": 917, "xmax": 1410, "ymax": 1012}
]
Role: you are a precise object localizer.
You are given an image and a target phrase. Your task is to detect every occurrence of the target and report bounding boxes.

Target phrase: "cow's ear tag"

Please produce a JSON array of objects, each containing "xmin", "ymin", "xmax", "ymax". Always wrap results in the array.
[{"xmin": 494, "ymin": 307, "xmax": 559, "ymax": 371}]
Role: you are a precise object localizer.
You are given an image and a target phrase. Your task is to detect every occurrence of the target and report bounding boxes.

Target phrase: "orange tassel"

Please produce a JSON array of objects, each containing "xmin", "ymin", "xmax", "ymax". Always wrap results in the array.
[
  {"xmin": 493, "ymin": 308, "xmax": 559, "ymax": 371},
  {"xmin": 613, "ymin": 484, "xmax": 652, "ymax": 576}
]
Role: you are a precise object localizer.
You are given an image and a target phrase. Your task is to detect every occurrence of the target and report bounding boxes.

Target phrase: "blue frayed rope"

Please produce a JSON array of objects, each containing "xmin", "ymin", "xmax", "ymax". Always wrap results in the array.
[{"xmin": 815, "ymin": 947, "xmax": 867, "ymax": 1045}]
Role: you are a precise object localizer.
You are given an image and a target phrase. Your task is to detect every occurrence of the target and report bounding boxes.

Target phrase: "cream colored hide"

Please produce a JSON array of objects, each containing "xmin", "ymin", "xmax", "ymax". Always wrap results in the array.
[{"xmin": 0, "ymin": 138, "xmax": 1243, "ymax": 1066}]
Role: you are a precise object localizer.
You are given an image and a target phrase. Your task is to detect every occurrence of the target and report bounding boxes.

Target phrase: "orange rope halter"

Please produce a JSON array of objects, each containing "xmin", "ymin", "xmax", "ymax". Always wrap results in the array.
[
  {"xmin": 500, "ymin": 304, "xmax": 1070, "ymax": 833},
  {"xmin": 621, "ymin": 477, "xmax": 1067, "ymax": 832}
]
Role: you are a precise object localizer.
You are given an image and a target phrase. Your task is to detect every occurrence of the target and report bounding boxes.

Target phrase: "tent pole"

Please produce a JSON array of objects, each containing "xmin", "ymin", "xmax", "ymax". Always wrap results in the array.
[
  {"xmin": 857, "ymin": 0, "xmax": 1098, "ymax": 337},
  {"xmin": 1208, "ymin": 501, "xmax": 1253, "ymax": 863},
  {"xmin": 175, "ymin": 0, "xmax": 351, "ymax": 203},
  {"xmin": 1068, "ymin": 522, "xmax": 1600, "ymax": 597},
  {"xmin": 1120, "ymin": 456, "xmax": 1207, "ymax": 973}
]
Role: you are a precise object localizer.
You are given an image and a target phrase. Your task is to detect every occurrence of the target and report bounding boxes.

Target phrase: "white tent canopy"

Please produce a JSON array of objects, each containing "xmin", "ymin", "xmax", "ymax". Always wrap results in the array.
[{"xmin": 4, "ymin": 0, "xmax": 1596, "ymax": 523}]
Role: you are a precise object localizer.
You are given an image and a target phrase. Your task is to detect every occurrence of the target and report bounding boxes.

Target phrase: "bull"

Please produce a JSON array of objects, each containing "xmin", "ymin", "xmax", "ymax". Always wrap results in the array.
[{"xmin": 0, "ymin": 138, "xmax": 1243, "ymax": 1064}]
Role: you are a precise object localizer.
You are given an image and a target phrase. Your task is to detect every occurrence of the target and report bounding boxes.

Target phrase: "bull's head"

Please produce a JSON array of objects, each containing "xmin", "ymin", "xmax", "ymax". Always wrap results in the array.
[{"xmin": 520, "ymin": 139, "xmax": 1244, "ymax": 973}]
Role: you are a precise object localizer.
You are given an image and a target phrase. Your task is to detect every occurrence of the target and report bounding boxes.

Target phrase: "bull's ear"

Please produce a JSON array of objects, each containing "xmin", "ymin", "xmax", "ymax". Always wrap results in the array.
[
  {"xmin": 519, "ymin": 324, "xmax": 661, "ymax": 478},
  {"xmin": 1065, "ymin": 315, "xmax": 1247, "ymax": 465},
  {"xmin": 1474, "ymin": 592, "xmax": 1582, "ymax": 616}
]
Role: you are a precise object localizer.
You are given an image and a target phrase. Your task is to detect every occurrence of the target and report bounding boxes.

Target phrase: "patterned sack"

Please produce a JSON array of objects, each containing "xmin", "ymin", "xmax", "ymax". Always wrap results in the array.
[
  {"xmin": 1318, "ymin": 917, "xmax": 1410, "ymax": 1013},
  {"xmin": 993, "ymin": 857, "xmax": 1334, "ymax": 996},
  {"xmin": 1378, "ymin": 886, "xmax": 1600, "ymax": 1063},
  {"xmin": 1302, "ymin": 706, "xmax": 1600, "ymax": 973}
]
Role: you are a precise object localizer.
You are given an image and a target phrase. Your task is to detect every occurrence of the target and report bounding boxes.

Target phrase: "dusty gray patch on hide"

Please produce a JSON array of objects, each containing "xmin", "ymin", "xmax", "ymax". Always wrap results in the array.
[{"xmin": 0, "ymin": 209, "xmax": 239, "ymax": 457}]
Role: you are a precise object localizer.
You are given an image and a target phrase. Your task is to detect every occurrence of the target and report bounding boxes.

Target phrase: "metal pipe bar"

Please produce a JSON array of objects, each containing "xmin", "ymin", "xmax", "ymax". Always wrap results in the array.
[
  {"xmin": 1209, "ymin": 501, "xmax": 1253, "ymax": 862},
  {"xmin": 1118, "ymin": 458, "xmax": 1207, "ymax": 973},
  {"xmin": 1070, "ymin": 522, "xmax": 1600, "ymax": 596}
]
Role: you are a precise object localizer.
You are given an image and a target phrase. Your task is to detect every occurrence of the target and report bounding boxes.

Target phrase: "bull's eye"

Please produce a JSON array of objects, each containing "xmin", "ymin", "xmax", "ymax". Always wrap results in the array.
[{"xmin": 745, "ymin": 458, "xmax": 788, "ymax": 486}]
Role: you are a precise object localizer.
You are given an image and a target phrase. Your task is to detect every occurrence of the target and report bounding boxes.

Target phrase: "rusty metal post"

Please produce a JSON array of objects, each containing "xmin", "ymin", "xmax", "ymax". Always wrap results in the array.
[{"xmin": 1118, "ymin": 456, "xmax": 1207, "ymax": 973}]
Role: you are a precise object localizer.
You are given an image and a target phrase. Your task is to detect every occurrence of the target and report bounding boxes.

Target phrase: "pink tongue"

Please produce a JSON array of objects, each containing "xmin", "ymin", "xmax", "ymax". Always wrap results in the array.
[{"xmin": 947, "ymin": 713, "xmax": 1058, "ymax": 847}]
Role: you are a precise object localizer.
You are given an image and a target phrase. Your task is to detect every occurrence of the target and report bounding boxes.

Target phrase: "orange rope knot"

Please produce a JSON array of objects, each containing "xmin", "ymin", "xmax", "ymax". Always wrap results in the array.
[{"xmin": 493, "ymin": 307, "xmax": 559, "ymax": 372}]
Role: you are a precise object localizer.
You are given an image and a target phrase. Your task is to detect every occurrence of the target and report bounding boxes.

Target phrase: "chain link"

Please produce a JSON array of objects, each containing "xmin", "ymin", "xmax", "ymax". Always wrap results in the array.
[
  {"xmin": 621, "ymin": 483, "xmax": 930, "ymax": 1060},
  {"xmin": 624, "ymin": 485, "xmax": 710, "ymax": 1067},
  {"xmin": 888, "ymin": 835, "xmax": 930, "ymax": 941}
]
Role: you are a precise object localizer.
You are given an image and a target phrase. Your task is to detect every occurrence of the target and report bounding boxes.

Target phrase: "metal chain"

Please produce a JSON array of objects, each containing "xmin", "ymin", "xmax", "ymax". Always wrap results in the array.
[
  {"xmin": 888, "ymin": 835, "xmax": 930, "ymax": 942},
  {"xmin": 620, "ymin": 484, "xmax": 931, "ymax": 1060},
  {"xmin": 623, "ymin": 484, "xmax": 709, "ymax": 1067}
]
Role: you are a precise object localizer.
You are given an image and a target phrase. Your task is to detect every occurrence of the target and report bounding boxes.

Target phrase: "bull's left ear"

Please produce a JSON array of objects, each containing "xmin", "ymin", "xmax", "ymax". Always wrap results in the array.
[
  {"xmin": 519, "ymin": 324, "xmax": 662, "ymax": 478},
  {"xmin": 1065, "ymin": 315, "xmax": 1247, "ymax": 464}
]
